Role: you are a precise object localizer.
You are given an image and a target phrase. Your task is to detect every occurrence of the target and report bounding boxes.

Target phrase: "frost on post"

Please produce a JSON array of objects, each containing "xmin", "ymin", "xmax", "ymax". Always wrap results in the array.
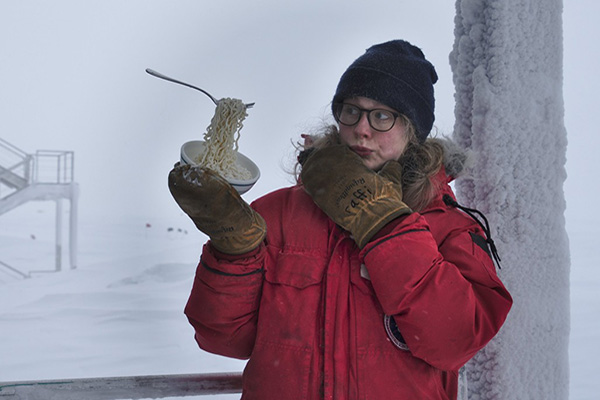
[{"xmin": 450, "ymin": 0, "xmax": 569, "ymax": 399}]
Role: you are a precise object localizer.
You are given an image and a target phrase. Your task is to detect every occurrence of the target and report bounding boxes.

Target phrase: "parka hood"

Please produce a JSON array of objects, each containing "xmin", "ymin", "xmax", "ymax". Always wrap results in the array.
[{"xmin": 438, "ymin": 136, "xmax": 472, "ymax": 180}]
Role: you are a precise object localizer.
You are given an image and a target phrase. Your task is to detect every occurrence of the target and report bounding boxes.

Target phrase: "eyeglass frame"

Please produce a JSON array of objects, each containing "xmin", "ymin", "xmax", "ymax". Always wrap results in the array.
[{"xmin": 333, "ymin": 102, "xmax": 401, "ymax": 132}]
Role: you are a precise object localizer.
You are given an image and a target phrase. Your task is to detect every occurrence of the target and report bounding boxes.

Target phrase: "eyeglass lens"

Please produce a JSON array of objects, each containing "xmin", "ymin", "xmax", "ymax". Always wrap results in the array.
[{"xmin": 336, "ymin": 104, "xmax": 397, "ymax": 132}]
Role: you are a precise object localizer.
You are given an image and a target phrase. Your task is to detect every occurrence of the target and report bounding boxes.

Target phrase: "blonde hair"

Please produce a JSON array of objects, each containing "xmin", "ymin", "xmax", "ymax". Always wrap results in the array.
[
  {"xmin": 398, "ymin": 136, "xmax": 445, "ymax": 212},
  {"xmin": 296, "ymin": 118, "xmax": 445, "ymax": 212}
]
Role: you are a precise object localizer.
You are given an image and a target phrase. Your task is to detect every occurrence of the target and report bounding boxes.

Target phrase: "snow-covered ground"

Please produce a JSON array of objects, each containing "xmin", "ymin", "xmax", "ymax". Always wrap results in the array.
[
  {"xmin": 0, "ymin": 196, "xmax": 597, "ymax": 399},
  {"xmin": 0, "ymin": 203, "xmax": 246, "ymax": 399}
]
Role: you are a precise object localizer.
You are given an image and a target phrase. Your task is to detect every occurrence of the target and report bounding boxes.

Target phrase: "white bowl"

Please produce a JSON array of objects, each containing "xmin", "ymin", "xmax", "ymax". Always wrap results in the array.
[{"xmin": 180, "ymin": 140, "xmax": 260, "ymax": 194}]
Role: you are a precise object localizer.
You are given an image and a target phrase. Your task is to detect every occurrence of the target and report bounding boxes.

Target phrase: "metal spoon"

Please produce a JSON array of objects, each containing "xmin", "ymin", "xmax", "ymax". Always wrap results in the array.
[{"xmin": 145, "ymin": 68, "xmax": 254, "ymax": 108}]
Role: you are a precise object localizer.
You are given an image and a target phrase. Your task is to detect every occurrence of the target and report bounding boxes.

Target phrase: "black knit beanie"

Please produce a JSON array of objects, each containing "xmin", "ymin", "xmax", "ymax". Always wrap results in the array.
[{"xmin": 332, "ymin": 40, "xmax": 438, "ymax": 142}]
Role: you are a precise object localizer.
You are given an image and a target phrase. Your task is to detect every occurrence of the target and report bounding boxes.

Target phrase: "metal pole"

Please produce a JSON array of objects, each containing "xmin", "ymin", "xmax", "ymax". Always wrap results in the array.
[
  {"xmin": 69, "ymin": 183, "xmax": 79, "ymax": 269},
  {"xmin": 55, "ymin": 199, "xmax": 62, "ymax": 272}
]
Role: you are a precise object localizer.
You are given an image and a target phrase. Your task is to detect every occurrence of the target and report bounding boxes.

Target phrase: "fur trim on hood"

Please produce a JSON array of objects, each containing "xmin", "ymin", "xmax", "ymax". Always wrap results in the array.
[
  {"xmin": 296, "ymin": 132, "xmax": 473, "ymax": 180},
  {"xmin": 438, "ymin": 136, "xmax": 472, "ymax": 179}
]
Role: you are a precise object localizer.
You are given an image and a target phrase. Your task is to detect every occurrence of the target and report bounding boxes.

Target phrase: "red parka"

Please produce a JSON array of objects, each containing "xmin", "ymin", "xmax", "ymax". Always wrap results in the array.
[{"xmin": 185, "ymin": 167, "xmax": 512, "ymax": 399}]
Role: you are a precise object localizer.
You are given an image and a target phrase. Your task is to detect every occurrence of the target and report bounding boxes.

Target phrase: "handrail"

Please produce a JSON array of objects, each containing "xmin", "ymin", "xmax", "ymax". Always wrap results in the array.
[
  {"xmin": 0, "ymin": 372, "xmax": 243, "ymax": 399},
  {"xmin": 0, "ymin": 260, "xmax": 29, "ymax": 279},
  {"xmin": 0, "ymin": 157, "xmax": 32, "ymax": 183},
  {"xmin": 34, "ymin": 150, "xmax": 74, "ymax": 184},
  {"xmin": 0, "ymin": 138, "xmax": 33, "ymax": 190},
  {"xmin": 0, "ymin": 137, "xmax": 28, "ymax": 160}
]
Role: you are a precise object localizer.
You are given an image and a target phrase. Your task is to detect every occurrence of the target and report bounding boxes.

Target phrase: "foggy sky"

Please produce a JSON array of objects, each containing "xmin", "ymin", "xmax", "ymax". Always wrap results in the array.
[{"xmin": 0, "ymin": 0, "xmax": 597, "ymax": 227}]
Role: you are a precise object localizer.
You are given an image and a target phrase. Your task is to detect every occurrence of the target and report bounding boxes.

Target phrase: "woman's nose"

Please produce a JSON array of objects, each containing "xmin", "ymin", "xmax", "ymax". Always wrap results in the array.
[{"xmin": 354, "ymin": 112, "xmax": 372, "ymax": 138}]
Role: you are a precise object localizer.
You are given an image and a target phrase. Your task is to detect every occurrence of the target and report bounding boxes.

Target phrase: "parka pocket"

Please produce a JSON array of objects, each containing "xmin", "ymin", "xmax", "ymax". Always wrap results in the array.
[
  {"xmin": 258, "ymin": 251, "xmax": 326, "ymax": 348},
  {"xmin": 264, "ymin": 251, "xmax": 326, "ymax": 288}
]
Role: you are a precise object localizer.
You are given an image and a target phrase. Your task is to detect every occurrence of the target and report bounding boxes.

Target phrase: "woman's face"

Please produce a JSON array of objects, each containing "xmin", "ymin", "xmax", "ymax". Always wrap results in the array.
[{"xmin": 337, "ymin": 97, "xmax": 409, "ymax": 171}]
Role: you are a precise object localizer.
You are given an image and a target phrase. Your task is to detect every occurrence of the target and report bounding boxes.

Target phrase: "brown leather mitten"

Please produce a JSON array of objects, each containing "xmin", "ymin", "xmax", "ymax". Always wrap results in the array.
[
  {"xmin": 300, "ymin": 145, "xmax": 411, "ymax": 248},
  {"xmin": 168, "ymin": 164, "xmax": 266, "ymax": 255},
  {"xmin": 377, "ymin": 159, "xmax": 405, "ymax": 198}
]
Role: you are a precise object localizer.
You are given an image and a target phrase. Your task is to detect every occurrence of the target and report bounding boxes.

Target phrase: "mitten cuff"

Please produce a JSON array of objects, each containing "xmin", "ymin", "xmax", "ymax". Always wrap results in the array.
[
  {"xmin": 354, "ymin": 199, "xmax": 412, "ymax": 248},
  {"xmin": 210, "ymin": 213, "xmax": 267, "ymax": 255}
]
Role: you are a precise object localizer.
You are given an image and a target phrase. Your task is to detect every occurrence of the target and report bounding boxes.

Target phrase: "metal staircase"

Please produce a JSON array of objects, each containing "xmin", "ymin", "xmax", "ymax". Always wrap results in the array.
[
  {"xmin": 0, "ymin": 138, "xmax": 79, "ymax": 277},
  {"xmin": 0, "ymin": 138, "xmax": 31, "ymax": 199}
]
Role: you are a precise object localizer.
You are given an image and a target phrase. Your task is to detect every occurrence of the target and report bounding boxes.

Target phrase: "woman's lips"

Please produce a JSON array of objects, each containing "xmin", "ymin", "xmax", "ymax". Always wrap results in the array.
[{"xmin": 351, "ymin": 146, "xmax": 373, "ymax": 157}]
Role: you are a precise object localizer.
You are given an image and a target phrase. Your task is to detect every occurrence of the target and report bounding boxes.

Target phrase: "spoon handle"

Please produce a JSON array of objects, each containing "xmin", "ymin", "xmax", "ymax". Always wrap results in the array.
[{"xmin": 145, "ymin": 68, "xmax": 219, "ymax": 105}]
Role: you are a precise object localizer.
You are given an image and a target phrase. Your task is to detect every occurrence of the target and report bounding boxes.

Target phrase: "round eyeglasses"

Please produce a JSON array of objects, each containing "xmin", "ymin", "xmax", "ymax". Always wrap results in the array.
[{"xmin": 334, "ymin": 103, "xmax": 400, "ymax": 132}]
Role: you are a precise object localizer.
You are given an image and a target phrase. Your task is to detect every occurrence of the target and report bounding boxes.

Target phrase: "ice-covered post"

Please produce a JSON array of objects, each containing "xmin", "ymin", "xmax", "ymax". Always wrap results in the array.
[{"xmin": 450, "ymin": 0, "xmax": 569, "ymax": 399}]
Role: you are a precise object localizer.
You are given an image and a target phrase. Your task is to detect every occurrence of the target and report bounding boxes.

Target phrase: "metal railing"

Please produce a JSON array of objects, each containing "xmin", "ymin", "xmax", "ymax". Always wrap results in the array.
[
  {"xmin": 0, "ymin": 372, "xmax": 243, "ymax": 399},
  {"xmin": 0, "ymin": 137, "xmax": 29, "ymax": 167},
  {"xmin": 33, "ymin": 149, "xmax": 74, "ymax": 184},
  {"xmin": 0, "ymin": 260, "xmax": 30, "ymax": 279},
  {"xmin": 0, "ymin": 138, "xmax": 74, "ymax": 193},
  {"xmin": 0, "ymin": 138, "xmax": 33, "ymax": 199}
]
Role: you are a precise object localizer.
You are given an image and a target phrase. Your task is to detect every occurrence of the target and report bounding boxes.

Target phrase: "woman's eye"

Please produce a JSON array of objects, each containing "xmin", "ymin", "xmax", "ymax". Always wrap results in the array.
[
  {"xmin": 373, "ymin": 111, "xmax": 391, "ymax": 121},
  {"xmin": 344, "ymin": 106, "xmax": 359, "ymax": 116}
]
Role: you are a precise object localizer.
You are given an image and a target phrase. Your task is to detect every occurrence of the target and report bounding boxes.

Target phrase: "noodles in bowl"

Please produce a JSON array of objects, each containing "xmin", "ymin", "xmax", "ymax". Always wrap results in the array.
[
  {"xmin": 180, "ymin": 98, "xmax": 260, "ymax": 194},
  {"xmin": 180, "ymin": 140, "xmax": 260, "ymax": 194}
]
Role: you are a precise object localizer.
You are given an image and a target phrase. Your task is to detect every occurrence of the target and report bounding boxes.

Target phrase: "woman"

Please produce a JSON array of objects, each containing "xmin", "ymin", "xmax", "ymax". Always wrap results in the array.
[{"xmin": 168, "ymin": 40, "xmax": 512, "ymax": 400}]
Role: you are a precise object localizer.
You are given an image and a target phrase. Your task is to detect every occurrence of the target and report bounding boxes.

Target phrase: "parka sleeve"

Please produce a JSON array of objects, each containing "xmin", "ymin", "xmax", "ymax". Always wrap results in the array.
[
  {"xmin": 359, "ymin": 211, "xmax": 512, "ymax": 371},
  {"xmin": 184, "ymin": 242, "xmax": 266, "ymax": 360}
]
